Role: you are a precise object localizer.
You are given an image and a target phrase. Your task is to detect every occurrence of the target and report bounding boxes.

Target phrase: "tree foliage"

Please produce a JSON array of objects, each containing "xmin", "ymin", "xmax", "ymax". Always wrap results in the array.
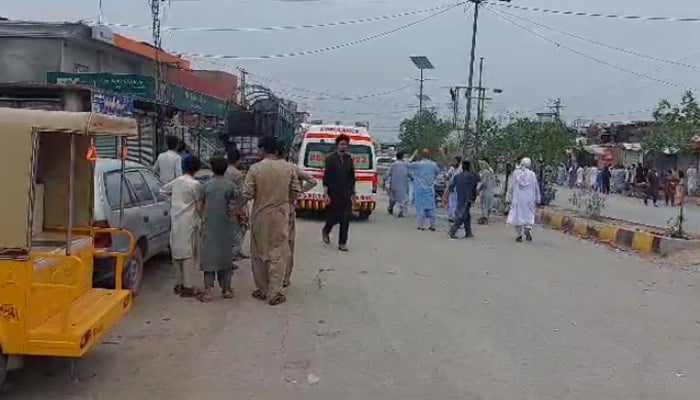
[
  {"xmin": 643, "ymin": 90, "xmax": 700, "ymax": 155},
  {"xmin": 398, "ymin": 110, "xmax": 453, "ymax": 154},
  {"xmin": 482, "ymin": 118, "xmax": 574, "ymax": 165}
]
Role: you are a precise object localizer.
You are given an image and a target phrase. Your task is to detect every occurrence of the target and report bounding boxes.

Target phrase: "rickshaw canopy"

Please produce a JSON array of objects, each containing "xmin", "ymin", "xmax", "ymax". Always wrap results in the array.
[{"xmin": 0, "ymin": 107, "xmax": 139, "ymax": 255}]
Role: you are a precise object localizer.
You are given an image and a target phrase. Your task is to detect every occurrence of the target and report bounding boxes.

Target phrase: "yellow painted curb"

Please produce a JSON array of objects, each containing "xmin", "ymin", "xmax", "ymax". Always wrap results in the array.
[
  {"xmin": 598, "ymin": 225, "xmax": 619, "ymax": 243},
  {"xmin": 549, "ymin": 213, "xmax": 565, "ymax": 229},
  {"xmin": 631, "ymin": 232, "xmax": 655, "ymax": 253}
]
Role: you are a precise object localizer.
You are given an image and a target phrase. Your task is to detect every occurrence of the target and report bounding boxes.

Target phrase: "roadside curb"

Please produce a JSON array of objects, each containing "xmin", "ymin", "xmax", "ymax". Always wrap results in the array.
[{"xmin": 535, "ymin": 208, "xmax": 700, "ymax": 255}]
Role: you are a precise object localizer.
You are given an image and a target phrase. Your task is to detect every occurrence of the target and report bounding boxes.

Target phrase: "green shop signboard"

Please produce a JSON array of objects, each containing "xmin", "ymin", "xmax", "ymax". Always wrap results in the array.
[
  {"xmin": 46, "ymin": 72, "xmax": 155, "ymax": 99},
  {"xmin": 47, "ymin": 72, "xmax": 227, "ymax": 117},
  {"xmin": 169, "ymin": 85, "xmax": 227, "ymax": 118}
]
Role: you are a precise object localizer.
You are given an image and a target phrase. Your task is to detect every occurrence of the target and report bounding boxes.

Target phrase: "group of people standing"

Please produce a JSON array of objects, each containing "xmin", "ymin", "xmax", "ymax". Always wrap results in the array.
[
  {"xmin": 153, "ymin": 135, "xmax": 317, "ymax": 306},
  {"xmin": 567, "ymin": 162, "xmax": 694, "ymax": 207},
  {"xmin": 386, "ymin": 150, "xmax": 533, "ymax": 242}
]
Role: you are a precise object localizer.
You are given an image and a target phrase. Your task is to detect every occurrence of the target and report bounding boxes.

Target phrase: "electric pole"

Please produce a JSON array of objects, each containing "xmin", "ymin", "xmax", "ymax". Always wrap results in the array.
[
  {"xmin": 475, "ymin": 57, "xmax": 485, "ymax": 156},
  {"xmin": 463, "ymin": 0, "xmax": 513, "ymax": 155},
  {"xmin": 550, "ymin": 98, "xmax": 563, "ymax": 121},
  {"xmin": 463, "ymin": 0, "xmax": 481, "ymax": 155},
  {"xmin": 150, "ymin": 0, "xmax": 167, "ymax": 148}
]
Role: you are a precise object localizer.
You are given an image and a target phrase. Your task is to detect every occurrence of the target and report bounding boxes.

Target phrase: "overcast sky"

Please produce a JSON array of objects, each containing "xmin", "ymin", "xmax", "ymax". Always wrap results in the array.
[{"xmin": 5, "ymin": 0, "xmax": 700, "ymax": 141}]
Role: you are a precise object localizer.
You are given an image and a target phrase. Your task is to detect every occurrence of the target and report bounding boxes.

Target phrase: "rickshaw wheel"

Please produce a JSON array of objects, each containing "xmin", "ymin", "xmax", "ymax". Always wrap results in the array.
[
  {"xmin": 123, "ymin": 246, "xmax": 144, "ymax": 296},
  {"xmin": 0, "ymin": 349, "xmax": 7, "ymax": 387}
]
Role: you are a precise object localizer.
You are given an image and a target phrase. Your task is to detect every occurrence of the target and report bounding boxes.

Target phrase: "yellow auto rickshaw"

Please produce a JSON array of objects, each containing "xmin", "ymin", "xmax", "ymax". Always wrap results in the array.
[{"xmin": 0, "ymin": 107, "xmax": 137, "ymax": 383}]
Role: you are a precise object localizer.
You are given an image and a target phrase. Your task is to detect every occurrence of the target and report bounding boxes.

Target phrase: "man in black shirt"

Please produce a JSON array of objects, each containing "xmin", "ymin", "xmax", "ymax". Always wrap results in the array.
[
  {"xmin": 322, "ymin": 134, "xmax": 356, "ymax": 251},
  {"xmin": 446, "ymin": 160, "xmax": 480, "ymax": 239}
]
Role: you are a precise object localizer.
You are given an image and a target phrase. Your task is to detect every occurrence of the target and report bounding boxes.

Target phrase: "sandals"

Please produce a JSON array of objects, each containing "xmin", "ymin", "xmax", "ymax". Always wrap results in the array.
[
  {"xmin": 222, "ymin": 289, "xmax": 235, "ymax": 299},
  {"xmin": 197, "ymin": 288, "xmax": 215, "ymax": 303},
  {"xmin": 179, "ymin": 287, "xmax": 197, "ymax": 298},
  {"xmin": 251, "ymin": 289, "xmax": 267, "ymax": 301},
  {"xmin": 268, "ymin": 293, "xmax": 286, "ymax": 306}
]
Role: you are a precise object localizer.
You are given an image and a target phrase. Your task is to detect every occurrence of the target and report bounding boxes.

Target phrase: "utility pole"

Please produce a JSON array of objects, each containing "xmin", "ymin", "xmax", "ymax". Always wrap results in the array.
[
  {"xmin": 463, "ymin": 0, "xmax": 513, "ymax": 155},
  {"xmin": 463, "ymin": 0, "xmax": 481, "ymax": 155},
  {"xmin": 474, "ymin": 57, "xmax": 485, "ymax": 156},
  {"xmin": 449, "ymin": 87, "xmax": 459, "ymax": 129},
  {"xmin": 150, "ymin": 0, "xmax": 167, "ymax": 149},
  {"xmin": 550, "ymin": 97, "xmax": 563, "ymax": 121}
]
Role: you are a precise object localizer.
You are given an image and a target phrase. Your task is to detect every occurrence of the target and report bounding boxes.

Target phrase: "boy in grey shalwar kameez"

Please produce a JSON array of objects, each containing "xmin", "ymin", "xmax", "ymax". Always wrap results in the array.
[{"xmin": 198, "ymin": 156, "xmax": 243, "ymax": 302}]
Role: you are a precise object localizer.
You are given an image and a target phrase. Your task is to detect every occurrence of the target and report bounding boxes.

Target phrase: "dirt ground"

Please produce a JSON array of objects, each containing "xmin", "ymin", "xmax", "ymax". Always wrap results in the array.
[{"xmin": 4, "ymin": 205, "xmax": 700, "ymax": 399}]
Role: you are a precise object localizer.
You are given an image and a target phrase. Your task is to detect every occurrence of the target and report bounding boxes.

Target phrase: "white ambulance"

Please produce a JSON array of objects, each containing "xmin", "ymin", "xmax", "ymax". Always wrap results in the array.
[{"xmin": 294, "ymin": 124, "xmax": 378, "ymax": 219}]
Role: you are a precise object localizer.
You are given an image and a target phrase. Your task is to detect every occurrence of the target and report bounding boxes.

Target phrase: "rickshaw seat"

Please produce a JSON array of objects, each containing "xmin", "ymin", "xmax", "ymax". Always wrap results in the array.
[{"xmin": 31, "ymin": 232, "xmax": 93, "ymax": 271}]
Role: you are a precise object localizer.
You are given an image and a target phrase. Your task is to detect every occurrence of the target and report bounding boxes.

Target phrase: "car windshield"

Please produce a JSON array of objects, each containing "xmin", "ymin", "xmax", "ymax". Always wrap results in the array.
[{"xmin": 304, "ymin": 142, "xmax": 374, "ymax": 169}]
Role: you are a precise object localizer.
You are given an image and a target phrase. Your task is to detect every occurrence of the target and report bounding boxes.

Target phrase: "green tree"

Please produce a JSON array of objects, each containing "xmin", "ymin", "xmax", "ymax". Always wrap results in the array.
[
  {"xmin": 482, "ymin": 118, "xmax": 573, "ymax": 165},
  {"xmin": 643, "ymin": 90, "xmax": 700, "ymax": 156},
  {"xmin": 398, "ymin": 110, "xmax": 452, "ymax": 154}
]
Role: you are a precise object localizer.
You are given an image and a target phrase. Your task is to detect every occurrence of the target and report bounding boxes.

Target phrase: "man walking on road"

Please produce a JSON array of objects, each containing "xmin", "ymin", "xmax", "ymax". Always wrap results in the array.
[
  {"xmin": 387, "ymin": 151, "xmax": 409, "ymax": 217},
  {"xmin": 478, "ymin": 158, "xmax": 496, "ymax": 224},
  {"xmin": 322, "ymin": 134, "xmax": 356, "ymax": 251},
  {"xmin": 506, "ymin": 157, "xmax": 540, "ymax": 243},
  {"xmin": 243, "ymin": 137, "xmax": 300, "ymax": 306},
  {"xmin": 278, "ymin": 147, "xmax": 316, "ymax": 287},
  {"xmin": 407, "ymin": 149, "xmax": 441, "ymax": 231},
  {"xmin": 446, "ymin": 160, "xmax": 480, "ymax": 239}
]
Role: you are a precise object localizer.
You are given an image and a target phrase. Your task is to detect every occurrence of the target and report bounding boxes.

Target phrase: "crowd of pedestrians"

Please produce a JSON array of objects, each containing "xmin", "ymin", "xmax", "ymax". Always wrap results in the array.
[
  {"xmin": 386, "ymin": 150, "xmax": 540, "ymax": 243},
  {"xmin": 152, "ymin": 134, "xmax": 358, "ymax": 306}
]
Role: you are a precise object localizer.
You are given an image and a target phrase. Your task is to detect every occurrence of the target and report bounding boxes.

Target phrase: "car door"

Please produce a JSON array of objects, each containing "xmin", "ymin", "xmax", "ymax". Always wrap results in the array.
[
  {"xmin": 124, "ymin": 170, "xmax": 164, "ymax": 259},
  {"xmin": 140, "ymin": 168, "xmax": 172, "ymax": 255},
  {"xmin": 103, "ymin": 170, "xmax": 140, "ymax": 254}
]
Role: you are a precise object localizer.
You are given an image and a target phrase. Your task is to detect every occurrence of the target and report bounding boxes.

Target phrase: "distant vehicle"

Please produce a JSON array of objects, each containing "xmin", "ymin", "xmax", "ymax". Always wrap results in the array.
[
  {"xmin": 92, "ymin": 159, "xmax": 172, "ymax": 295},
  {"xmin": 435, "ymin": 172, "xmax": 448, "ymax": 202}
]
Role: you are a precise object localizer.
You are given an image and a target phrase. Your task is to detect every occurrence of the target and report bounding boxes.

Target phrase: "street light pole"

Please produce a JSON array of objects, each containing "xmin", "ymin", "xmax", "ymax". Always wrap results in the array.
[
  {"xmin": 410, "ymin": 55, "xmax": 435, "ymax": 120},
  {"xmin": 419, "ymin": 68, "xmax": 424, "ymax": 118}
]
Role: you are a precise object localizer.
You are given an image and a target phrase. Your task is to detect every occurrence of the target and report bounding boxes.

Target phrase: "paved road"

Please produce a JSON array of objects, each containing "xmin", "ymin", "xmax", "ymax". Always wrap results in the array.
[
  {"xmin": 554, "ymin": 186, "xmax": 700, "ymax": 231},
  {"xmin": 5, "ymin": 202, "xmax": 700, "ymax": 399}
]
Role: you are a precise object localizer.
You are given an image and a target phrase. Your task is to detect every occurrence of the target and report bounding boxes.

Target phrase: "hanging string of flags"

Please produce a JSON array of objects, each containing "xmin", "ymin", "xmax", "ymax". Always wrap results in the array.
[
  {"xmin": 487, "ymin": 1, "xmax": 700, "ymax": 23},
  {"xmin": 178, "ymin": 4, "xmax": 459, "ymax": 60},
  {"xmin": 92, "ymin": 2, "xmax": 463, "ymax": 33}
]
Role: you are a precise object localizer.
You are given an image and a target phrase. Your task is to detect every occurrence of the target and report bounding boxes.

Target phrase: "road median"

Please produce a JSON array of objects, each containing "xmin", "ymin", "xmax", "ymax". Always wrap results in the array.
[{"xmin": 536, "ymin": 207, "xmax": 700, "ymax": 255}]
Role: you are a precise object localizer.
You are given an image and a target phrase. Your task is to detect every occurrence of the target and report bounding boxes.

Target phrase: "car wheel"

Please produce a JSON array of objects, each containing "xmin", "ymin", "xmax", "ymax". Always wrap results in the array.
[{"xmin": 123, "ymin": 245, "xmax": 144, "ymax": 296}]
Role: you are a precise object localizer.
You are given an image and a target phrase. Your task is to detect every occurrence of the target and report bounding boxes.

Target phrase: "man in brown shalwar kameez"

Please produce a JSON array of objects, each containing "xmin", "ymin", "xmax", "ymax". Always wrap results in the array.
[
  {"xmin": 277, "ymin": 147, "xmax": 317, "ymax": 288},
  {"xmin": 243, "ymin": 137, "xmax": 300, "ymax": 306}
]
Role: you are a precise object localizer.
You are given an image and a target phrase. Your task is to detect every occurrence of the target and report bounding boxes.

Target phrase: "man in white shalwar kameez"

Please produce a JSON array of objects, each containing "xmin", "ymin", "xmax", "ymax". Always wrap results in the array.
[
  {"xmin": 506, "ymin": 157, "xmax": 541, "ymax": 243},
  {"xmin": 153, "ymin": 135, "xmax": 183, "ymax": 184},
  {"xmin": 160, "ymin": 156, "xmax": 203, "ymax": 297}
]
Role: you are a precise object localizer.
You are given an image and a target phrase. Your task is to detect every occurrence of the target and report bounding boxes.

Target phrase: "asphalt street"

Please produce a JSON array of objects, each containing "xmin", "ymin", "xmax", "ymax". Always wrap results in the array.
[{"xmin": 4, "ymin": 200, "xmax": 700, "ymax": 399}]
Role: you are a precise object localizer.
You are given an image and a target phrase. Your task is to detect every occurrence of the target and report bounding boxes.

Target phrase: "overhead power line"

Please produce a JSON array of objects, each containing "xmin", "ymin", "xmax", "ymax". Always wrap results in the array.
[
  {"xmin": 267, "ymin": 86, "xmax": 414, "ymax": 105},
  {"xmin": 189, "ymin": 57, "xmax": 414, "ymax": 108},
  {"xmin": 576, "ymin": 107, "xmax": 656, "ymax": 119},
  {"xmin": 485, "ymin": 7, "xmax": 697, "ymax": 92},
  {"xmin": 496, "ymin": 8, "xmax": 700, "ymax": 71},
  {"xmin": 97, "ymin": 2, "xmax": 461, "ymax": 33},
  {"xmin": 179, "ymin": 3, "xmax": 460, "ymax": 60},
  {"xmin": 486, "ymin": 1, "xmax": 700, "ymax": 23}
]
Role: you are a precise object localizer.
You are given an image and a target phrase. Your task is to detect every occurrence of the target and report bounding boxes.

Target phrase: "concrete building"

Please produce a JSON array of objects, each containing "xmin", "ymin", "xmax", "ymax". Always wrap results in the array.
[{"xmin": 0, "ymin": 20, "xmax": 172, "ymax": 82}]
